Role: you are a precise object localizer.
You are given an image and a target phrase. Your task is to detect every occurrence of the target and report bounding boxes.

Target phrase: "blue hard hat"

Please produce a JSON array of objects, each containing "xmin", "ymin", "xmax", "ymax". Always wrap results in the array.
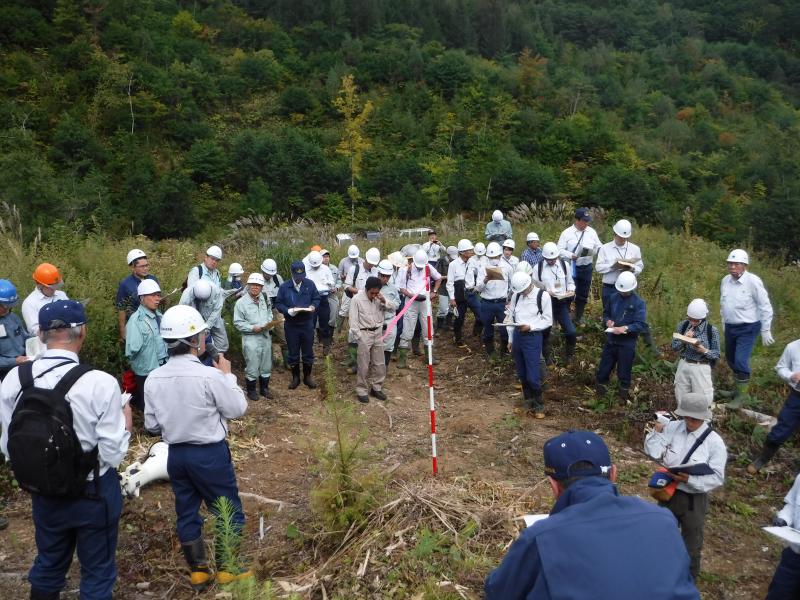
[{"xmin": 0, "ymin": 279, "xmax": 18, "ymax": 305}]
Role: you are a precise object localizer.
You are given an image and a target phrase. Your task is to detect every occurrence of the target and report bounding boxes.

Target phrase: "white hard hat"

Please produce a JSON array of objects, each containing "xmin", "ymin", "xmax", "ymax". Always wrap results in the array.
[
  {"xmin": 413, "ymin": 249, "xmax": 428, "ymax": 268},
  {"xmin": 308, "ymin": 251, "xmax": 323, "ymax": 267},
  {"xmin": 474, "ymin": 242, "xmax": 486, "ymax": 256},
  {"xmin": 388, "ymin": 251, "xmax": 406, "ymax": 269},
  {"xmin": 377, "ymin": 260, "xmax": 394, "ymax": 276},
  {"xmin": 365, "ymin": 247, "xmax": 381, "ymax": 265},
  {"xmin": 457, "ymin": 239, "xmax": 474, "ymax": 252},
  {"xmin": 127, "ymin": 249, "xmax": 146, "ymax": 265},
  {"xmin": 486, "ymin": 242, "xmax": 502, "ymax": 258},
  {"xmin": 726, "ymin": 249, "xmax": 749, "ymax": 264},
  {"xmin": 402, "ymin": 244, "xmax": 420, "ymax": 259},
  {"xmin": 137, "ymin": 279, "xmax": 161, "ymax": 296},
  {"xmin": 492, "ymin": 209, "xmax": 503, "ymax": 222},
  {"xmin": 160, "ymin": 305, "xmax": 208, "ymax": 340},
  {"xmin": 612, "ymin": 219, "xmax": 632, "ymax": 239},
  {"xmin": 347, "ymin": 244, "xmax": 360, "ymax": 259},
  {"xmin": 686, "ymin": 298, "xmax": 709, "ymax": 320},
  {"xmin": 228, "ymin": 262, "xmax": 244, "ymax": 276},
  {"xmin": 542, "ymin": 242, "xmax": 560, "ymax": 260},
  {"xmin": 511, "ymin": 271, "xmax": 532, "ymax": 294},
  {"xmin": 526, "ymin": 232, "xmax": 539, "ymax": 242},
  {"xmin": 261, "ymin": 258, "xmax": 277, "ymax": 275},
  {"xmin": 447, "ymin": 245, "xmax": 458, "ymax": 258},
  {"xmin": 502, "ymin": 239, "xmax": 516, "ymax": 250},
  {"xmin": 193, "ymin": 279, "xmax": 212, "ymax": 300},
  {"xmin": 516, "ymin": 261, "xmax": 533, "ymax": 275},
  {"xmin": 247, "ymin": 273, "xmax": 266, "ymax": 286},
  {"xmin": 615, "ymin": 271, "xmax": 638, "ymax": 293},
  {"xmin": 206, "ymin": 245, "xmax": 223, "ymax": 260}
]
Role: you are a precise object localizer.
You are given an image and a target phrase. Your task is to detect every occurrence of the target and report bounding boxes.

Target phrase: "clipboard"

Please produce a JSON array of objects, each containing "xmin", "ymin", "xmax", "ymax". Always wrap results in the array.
[
  {"xmin": 672, "ymin": 332, "xmax": 699, "ymax": 346},
  {"xmin": 485, "ymin": 267, "xmax": 505, "ymax": 281},
  {"xmin": 668, "ymin": 463, "xmax": 715, "ymax": 476},
  {"xmin": 551, "ymin": 291, "xmax": 575, "ymax": 300},
  {"xmin": 614, "ymin": 260, "xmax": 638, "ymax": 271}
]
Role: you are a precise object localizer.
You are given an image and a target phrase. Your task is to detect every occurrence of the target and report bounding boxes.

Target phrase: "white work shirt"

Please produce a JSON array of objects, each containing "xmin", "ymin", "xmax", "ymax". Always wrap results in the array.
[
  {"xmin": 446, "ymin": 257, "xmax": 470, "ymax": 300},
  {"xmin": 305, "ymin": 265, "xmax": 336, "ymax": 295},
  {"xmin": 381, "ymin": 283, "xmax": 401, "ymax": 321},
  {"xmin": 0, "ymin": 350, "xmax": 129, "ymax": 477},
  {"xmin": 776, "ymin": 473, "xmax": 800, "ymax": 553},
  {"xmin": 144, "ymin": 354, "xmax": 247, "ymax": 445},
  {"xmin": 720, "ymin": 271, "xmax": 773, "ymax": 330},
  {"xmin": 502, "ymin": 255, "xmax": 519, "ymax": 270},
  {"xmin": 344, "ymin": 263, "xmax": 379, "ymax": 292},
  {"xmin": 534, "ymin": 259, "xmax": 576, "ymax": 295},
  {"xmin": 422, "ymin": 240, "xmax": 444, "ymax": 262},
  {"xmin": 396, "ymin": 265, "xmax": 441, "ymax": 297},
  {"xmin": 776, "ymin": 339, "xmax": 800, "ymax": 393},
  {"xmin": 466, "ymin": 255, "xmax": 488, "ymax": 289},
  {"xmin": 644, "ymin": 420, "xmax": 727, "ymax": 494},
  {"xmin": 476, "ymin": 259, "xmax": 513, "ymax": 300},
  {"xmin": 337, "ymin": 257, "xmax": 363, "ymax": 281},
  {"xmin": 507, "ymin": 288, "xmax": 553, "ymax": 343},
  {"xmin": 557, "ymin": 224, "xmax": 602, "ymax": 266},
  {"xmin": 595, "ymin": 240, "xmax": 644, "ymax": 284},
  {"xmin": 187, "ymin": 263, "xmax": 221, "ymax": 288},
  {"xmin": 21, "ymin": 288, "xmax": 69, "ymax": 334},
  {"xmin": 261, "ymin": 273, "xmax": 283, "ymax": 301}
]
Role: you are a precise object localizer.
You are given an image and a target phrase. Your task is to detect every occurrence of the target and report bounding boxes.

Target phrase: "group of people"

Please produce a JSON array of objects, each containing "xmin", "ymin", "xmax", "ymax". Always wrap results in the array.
[{"xmin": 0, "ymin": 205, "xmax": 797, "ymax": 598}]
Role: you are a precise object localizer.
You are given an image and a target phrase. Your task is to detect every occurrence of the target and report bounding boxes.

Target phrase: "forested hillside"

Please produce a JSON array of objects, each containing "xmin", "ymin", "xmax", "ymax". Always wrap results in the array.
[{"xmin": 2, "ymin": 0, "xmax": 799, "ymax": 257}]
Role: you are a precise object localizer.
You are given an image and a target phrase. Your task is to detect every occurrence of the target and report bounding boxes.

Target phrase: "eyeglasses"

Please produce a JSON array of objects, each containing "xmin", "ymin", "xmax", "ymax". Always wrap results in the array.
[{"xmin": 135, "ymin": 263, "xmax": 150, "ymax": 268}]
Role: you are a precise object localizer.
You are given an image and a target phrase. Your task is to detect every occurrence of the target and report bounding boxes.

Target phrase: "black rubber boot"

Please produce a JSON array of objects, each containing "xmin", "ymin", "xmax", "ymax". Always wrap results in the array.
[
  {"xmin": 574, "ymin": 301, "xmax": 586, "ymax": 324},
  {"xmin": 498, "ymin": 341, "xmax": 509, "ymax": 356},
  {"xmin": 384, "ymin": 350, "xmax": 391, "ymax": 366},
  {"xmin": 445, "ymin": 313, "xmax": 453, "ymax": 331},
  {"xmin": 303, "ymin": 362, "xmax": 317, "ymax": 389},
  {"xmin": 259, "ymin": 376, "xmax": 274, "ymax": 400},
  {"xmin": 531, "ymin": 388, "xmax": 544, "ymax": 417},
  {"xmin": 472, "ymin": 320, "xmax": 483, "ymax": 337},
  {"xmin": 245, "ymin": 378, "xmax": 259, "ymax": 401},
  {"xmin": 564, "ymin": 337, "xmax": 576, "ymax": 364},
  {"xmin": 618, "ymin": 386, "xmax": 630, "ymax": 404},
  {"xmin": 521, "ymin": 383, "xmax": 534, "ymax": 410},
  {"xmin": 30, "ymin": 589, "xmax": 60, "ymax": 600},
  {"xmin": 436, "ymin": 316, "xmax": 445, "ymax": 333},
  {"xmin": 322, "ymin": 335, "xmax": 332, "ymax": 357},
  {"xmin": 747, "ymin": 440, "xmax": 780, "ymax": 474},
  {"xmin": 454, "ymin": 331, "xmax": 465, "ymax": 347},
  {"xmin": 181, "ymin": 538, "xmax": 211, "ymax": 592},
  {"xmin": 484, "ymin": 339, "xmax": 495, "ymax": 357},
  {"xmin": 288, "ymin": 365, "xmax": 301, "ymax": 389}
]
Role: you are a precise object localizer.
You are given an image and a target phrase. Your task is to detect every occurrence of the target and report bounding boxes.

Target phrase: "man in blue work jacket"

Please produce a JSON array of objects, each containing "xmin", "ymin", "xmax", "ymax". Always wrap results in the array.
[
  {"xmin": 595, "ymin": 271, "xmax": 647, "ymax": 403},
  {"xmin": 485, "ymin": 430, "xmax": 699, "ymax": 600},
  {"xmin": 275, "ymin": 261, "xmax": 321, "ymax": 390}
]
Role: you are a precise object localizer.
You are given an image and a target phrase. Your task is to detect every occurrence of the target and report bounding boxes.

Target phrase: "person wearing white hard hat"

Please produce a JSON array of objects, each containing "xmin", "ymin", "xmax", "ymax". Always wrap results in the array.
[
  {"xmin": 595, "ymin": 271, "xmax": 647, "ymax": 403},
  {"xmin": 763, "ymin": 472, "xmax": 800, "ymax": 596},
  {"xmin": 395, "ymin": 249, "xmax": 442, "ymax": 369},
  {"xmin": 671, "ymin": 299, "xmax": 720, "ymax": 407},
  {"xmin": 186, "ymin": 245, "xmax": 231, "ymax": 355},
  {"xmin": 521, "ymin": 232, "xmax": 543, "ymax": 268},
  {"xmin": 377, "ymin": 260, "xmax": 401, "ymax": 365},
  {"xmin": 476, "ymin": 242, "xmax": 514, "ymax": 357},
  {"xmin": 223, "ymin": 263, "xmax": 245, "ymax": 294},
  {"xmin": 341, "ymin": 248, "xmax": 381, "ymax": 371},
  {"xmin": 234, "ymin": 273, "xmax": 276, "ymax": 401},
  {"xmin": 557, "ymin": 208, "xmax": 603, "ymax": 324},
  {"xmin": 595, "ymin": 219, "xmax": 644, "ymax": 311},
  {"xmin": 116, "ymin": 248, "xmax": 159, "ymax": 341},
  {"xmin": 336, "ymin": 244, "xmax": 366, "ymax": 333},
  {"xmin": 144, "ymin": 305, "xmax": 250, "ymax": 590},
  {"xmin": 748, "ymin": 339, "xmax": 800, "ymax": 475},
  {"xmin": 644, "ymin": 393, "xmax": 727, "ymax": 578},
  {"xmin": 485, "ymin": 210, "xmax": 513, "ymax": 243},
  {"xmin": 125, "ymin": 279, "xmax": 168, "ymax": 412},
  {"xmin": 447, "ymin": 239, "xmax": 477, "ymax": 347},
  {"xmin": 259, "ymin": 258, "xmax": 288, "ymax": 369},
  {"xmin": 435, "ymin": 246, "xmax": 458, "ymax": 332},
  {"xmin": 507, "ymin": 271, "xmax": 552, "ymax": 417},
  {"xmin": 534, "ymin": 242, "xmax": 577, "ymax": 364},
  {"xmin": 422, "ymin": 229, "xmax": 444, "ymax": 267},
  {"xmin": 321, "ymin": 250, "xmax": 341, "ymax": 336},
  {"xmin": 465, "ymin": 242, "xmax": 488, "ymax": 337},
  {"xmin": 719, "ymin": 248, "xmax": 774, "ymax": 408},
  {"xmin": 304, "ymin": 250, "xmax": 336, "ymax": 355},
  {"xmin": 179, "ymin": 279, "xmax": 226, "ymax": 361},
  {"xmin": 501, "ymin": 239, "xmax": 519, "ymax": 270}
]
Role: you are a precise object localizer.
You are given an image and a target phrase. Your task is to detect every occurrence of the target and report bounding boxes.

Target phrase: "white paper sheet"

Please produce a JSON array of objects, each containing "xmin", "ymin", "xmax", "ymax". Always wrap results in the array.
[{"xmin": 763, "ymin": 526, "xmax": 800, "ymax": 545}]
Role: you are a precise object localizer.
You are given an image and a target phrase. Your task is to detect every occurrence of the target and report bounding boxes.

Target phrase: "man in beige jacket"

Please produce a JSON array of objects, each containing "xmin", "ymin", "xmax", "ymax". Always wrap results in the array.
[{"xmin": 349, "ymin": 276, "xmax": 396, "ymax": 403}]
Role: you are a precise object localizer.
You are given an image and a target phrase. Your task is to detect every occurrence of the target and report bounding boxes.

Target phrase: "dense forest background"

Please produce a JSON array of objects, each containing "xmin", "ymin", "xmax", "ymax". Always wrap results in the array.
[{"xmin": 2, "ymin": 0, "xmax": 799, "ymax": 257}]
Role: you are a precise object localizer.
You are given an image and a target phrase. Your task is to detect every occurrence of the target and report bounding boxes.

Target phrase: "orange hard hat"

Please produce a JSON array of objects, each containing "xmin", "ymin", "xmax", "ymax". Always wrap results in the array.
[
  {"xmin": 33, "ymin": 263, "xmax": 62, "ymax": 286},
  {"xmin": 310, "ymin": 244, "xmax": 322, "ymax": 252}
]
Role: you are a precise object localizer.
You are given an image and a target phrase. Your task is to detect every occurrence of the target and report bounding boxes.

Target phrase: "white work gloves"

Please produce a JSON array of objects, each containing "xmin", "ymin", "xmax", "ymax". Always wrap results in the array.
[{"xmin": 761, "ymin": 330, "xmax": 775, "ymax": 346}]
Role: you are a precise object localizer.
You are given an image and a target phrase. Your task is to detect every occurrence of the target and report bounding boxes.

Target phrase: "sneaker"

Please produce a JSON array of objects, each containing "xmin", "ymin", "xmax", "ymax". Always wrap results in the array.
[{"xmin": 370, "ymin": 389, "xmax": 387, "ymax": 401}]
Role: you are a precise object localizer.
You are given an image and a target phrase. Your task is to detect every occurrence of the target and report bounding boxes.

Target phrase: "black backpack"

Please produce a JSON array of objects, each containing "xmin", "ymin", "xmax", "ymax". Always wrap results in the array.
[{"xmin": 7, "ymin": 361, "xmax": 100, "ymax": 497}]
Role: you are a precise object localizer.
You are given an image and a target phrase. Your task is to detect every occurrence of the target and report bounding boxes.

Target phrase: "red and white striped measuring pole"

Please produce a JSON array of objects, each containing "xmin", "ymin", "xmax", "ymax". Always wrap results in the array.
[{"xmin": 424, "ymin": 264, "xmax": 438, "ymax": 476}]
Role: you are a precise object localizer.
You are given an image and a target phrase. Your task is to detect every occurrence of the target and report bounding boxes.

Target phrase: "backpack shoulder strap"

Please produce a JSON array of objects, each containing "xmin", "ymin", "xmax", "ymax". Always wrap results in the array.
[
  {"xmin": 197, "ymin": 264, "xmax": 203, "ymax": 279},
  {"xmin": 53, "ymin": 364, "xmax": 94, "ymax": 397},
  {"xmin": 537, "ymin": 261, "xmax": 543, "ymax": 280},
  {"xmin": 353, "ymin": 264, "xmax": 360, "ymax": 285},
  {"xmin": 560, "ymin": 258, "xmax": 567, "ymax": 274},
  {"xmin": 18, "ymin": 361, "xmax": 34, "ymax": 390},
  {"xmin": 680, "ymin": 320, "xmax": 690, "ymax": 335},
  {"xmin": 536, "ymin": 289, "xmax": 544, "ymax": 315}
]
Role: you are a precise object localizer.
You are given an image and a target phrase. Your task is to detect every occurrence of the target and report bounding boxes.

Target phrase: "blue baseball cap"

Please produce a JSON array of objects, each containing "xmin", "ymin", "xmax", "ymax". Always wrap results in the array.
[
  {"xmin": 543, "ymin": 430, "xmax": 612, "ymax": 480},
  {"xmin": 39, "ymin": 299, "xmax": 87, "ymax": 330},
  {"xmin": 290, "ymin": 261, "xmax": 306, "ymax": 275},
  {"xmin": 575, "ymin": 207, "xmax": 592, "ymax": 222},
  {"xmin": 648, "ymin": 470, "xmax": 674, "ymax": 489}
]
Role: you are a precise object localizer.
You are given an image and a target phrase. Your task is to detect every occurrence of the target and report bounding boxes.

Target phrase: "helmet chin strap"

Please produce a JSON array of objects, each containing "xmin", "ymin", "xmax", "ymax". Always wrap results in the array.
[{"xmin": 166, "ymin": 335, "xmax": 201, "ymax": 349}]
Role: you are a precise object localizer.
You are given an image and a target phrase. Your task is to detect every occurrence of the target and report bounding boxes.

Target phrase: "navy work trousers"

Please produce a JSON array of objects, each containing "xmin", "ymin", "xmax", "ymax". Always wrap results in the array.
[
  {"xmin": 285, "ymin": 318, "xmax": 315, "ymax": 366},
  {"xmin": 167, "ymin": 441, "xmax": 244, "ymax": 544},
  {"xmin": 724, "ymin": 321, "xmax": 761, "ymax": 378},
  {"xmin": 552, "ymin": 297, "xmax": 577, "ymax": 340},
  {"xmin": 597, "ymin": 337, "xmax": 637, "ymax": 389},
  {"xmin": 315, "ymin": 295, "xmax": 332, "ymax": 341},
  {"xmin": 601, "ymin": 283, "xmax": 616, "ymax": 312},
  {"xmin": 513, "ymin": 331, "xmax": 543, "ymax": 393},
  {"xmin": 768, "ymin": 389, "xmax": 800, "ymax": 446},
  {"xmin": 481, "ymin": 299, "xmax": 508, "ymax": 344},
  {"xmin": 29, "ymin": 469, "xmax": 122, "ymax": 600},
  {"xmin": 766, "ymin": 547, "xmax": 800, "ymax": 600},
  {"xmin": 573, "ymin": 264, "xmax": 593, "ymax": 305}
]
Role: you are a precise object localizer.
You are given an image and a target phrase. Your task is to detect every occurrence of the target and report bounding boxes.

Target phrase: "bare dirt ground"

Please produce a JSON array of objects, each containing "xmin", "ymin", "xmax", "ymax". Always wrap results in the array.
[{"xmin": 0, "ymin": 323, "xmax": 791, "ymax": 599}]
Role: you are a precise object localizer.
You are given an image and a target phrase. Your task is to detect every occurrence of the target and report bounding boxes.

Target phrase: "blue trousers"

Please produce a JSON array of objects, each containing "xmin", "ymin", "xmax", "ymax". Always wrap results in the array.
[
  {"xmin": 601, "ymin": 283, "xmax": 616, "ymax": 311},
  {"xmin": 167, "ymin": 441, "xmax": 244, "ymax": 544},
  {"xmin": 766, "ymin": 547, "xmax": 800, "ymax": 600},
  {"xmin": 481, "ymin": 299, "xmax": 508, "ymax": 344},
  {"xmin": 512, "ymin": 331, "xmax": 543, "ymax": 393},
  {"xmin": 597, "ymin": 338, "xmax": 637, "ymax": 389},
  {"xmin": 552, "ymin": 298, "xmax": 577, "ymax": 340},
  {"xmin": 29, "ymin": 469, "xmax": 122, "ymax": 600},
  {"xmin": 315, "ymin": 295, "xmax": 332, "ymax": 340},
  {"xmin": 466, "ymin": 292, "xmax": 482, "ymax": 324},
  {"xmin": 573, "ymin": 264, "xmax": 593, "ymax": 305},
  {"xmin": 768, "ymin": 389, "xmax": 800, "ymax": 446},
  {"xmin": 285, "ymin": 318, "xmax": 315, "ymax": 366},
  {"xmin": 724, "ymin": 321, "xmax": 761, "ymax": 378}
]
